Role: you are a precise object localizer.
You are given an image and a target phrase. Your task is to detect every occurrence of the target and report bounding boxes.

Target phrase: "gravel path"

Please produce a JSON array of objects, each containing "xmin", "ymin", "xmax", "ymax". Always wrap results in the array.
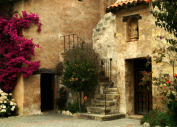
[{"xmin": 0, "ymin": 112, "xmax": 145, "ymax": 127}]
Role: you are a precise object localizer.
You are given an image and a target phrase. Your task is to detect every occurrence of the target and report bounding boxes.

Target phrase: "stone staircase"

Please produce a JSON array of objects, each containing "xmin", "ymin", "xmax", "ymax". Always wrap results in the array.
[{"xmin": 75, "ymin": 71, "xmax": 125, "ymax": 121}]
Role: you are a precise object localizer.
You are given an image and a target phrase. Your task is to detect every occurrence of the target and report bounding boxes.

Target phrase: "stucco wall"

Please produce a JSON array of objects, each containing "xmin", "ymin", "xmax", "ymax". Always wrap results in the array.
[
  {"xmin": 13, "ymin": 0, "xmax": 111, "ymax": 70},
  {"xmin": 125, "ymin": 59, "xmax": 134, "ymax": 115},
  {"xmin": 93, "ymin": 2, "xmax": 177, "ymax": 115},
  {"xmin": 23, "ymin": 75, "xmax": 41, "ymax": 116},
  {"xmin": 12, "ymin": 0, "xmax": 112, "ymax": 116},
  {"xmin": 114, "ymin": 4, "xmax": 154, "ymax": 114},
  {"xmin": 12, "ymin": 74, "xmax": 24, "ymax": 116}
]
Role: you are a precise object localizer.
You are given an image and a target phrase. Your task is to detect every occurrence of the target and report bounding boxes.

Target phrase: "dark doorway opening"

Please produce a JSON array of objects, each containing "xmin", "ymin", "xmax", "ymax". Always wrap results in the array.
[
  {"xmin": 134, "ymin": 58, "xmax": 152, "ymax": 115},
  {"xmin": 40, "ymin": 74, "xmax": 54, "ymax": 112}
]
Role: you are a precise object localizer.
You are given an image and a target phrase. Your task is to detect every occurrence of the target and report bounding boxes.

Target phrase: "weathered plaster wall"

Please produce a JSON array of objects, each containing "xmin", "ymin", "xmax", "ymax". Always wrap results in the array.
[
  {"xmin": 125, "ymin": 59, "xmax": 134, "ymax": 115},
  {"xmin": 12, "ymin": 74, "xmax": 24, "ymax": 116},
  {"xmin": 93, "ymin": 2, "xmax": 177, "ymax": 115},
  {"xmin": 114, "ymin": 4, "xmax": 154, "ymax": 114},
  {"xmin": 13, "ymin": 0, "xmax": 112, "ymax": 116},
  {"xmin": 23, "ymin": 75, "xmax": 41, "ymax": 116}
]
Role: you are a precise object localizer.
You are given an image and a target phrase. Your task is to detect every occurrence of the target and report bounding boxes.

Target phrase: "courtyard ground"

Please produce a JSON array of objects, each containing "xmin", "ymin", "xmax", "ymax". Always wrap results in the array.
[{"xmin": 0, "ymin": 112, "xmax": 145, "ymax": 127}]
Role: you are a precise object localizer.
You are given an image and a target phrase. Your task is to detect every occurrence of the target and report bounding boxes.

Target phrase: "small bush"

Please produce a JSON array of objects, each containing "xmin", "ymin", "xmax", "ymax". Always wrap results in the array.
[
  {"xmin": 55, "ymin": 87, "xmax": 67, "ymax": 110},
  {"xmin": 64, "ymin": 101, "xmax": 86, "ymax": 114},
  {"xmin": 140, "ymin": 108, "xmax": 177, "ymax": 127},
  {"xmin": 0, "ymin": 89, "xmax": 19, "ymax": 118}
]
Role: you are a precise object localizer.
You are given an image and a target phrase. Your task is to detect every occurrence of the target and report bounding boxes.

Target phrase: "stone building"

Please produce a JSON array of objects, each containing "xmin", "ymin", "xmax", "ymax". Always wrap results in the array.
[
  {"xmin": 10, "ymin": 0, "xmax": 117, "ymax": 116},
  {"xmin": 6, "ymin": 0, "xmax": 177, "ymax": 118},
  {"xmin": 91, "ymin": 0, "xmax": 177, "ymax": 117}
]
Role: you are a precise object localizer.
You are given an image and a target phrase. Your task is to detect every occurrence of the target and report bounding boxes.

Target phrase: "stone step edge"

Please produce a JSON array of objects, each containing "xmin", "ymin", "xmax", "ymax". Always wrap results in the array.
[
  {"xmin": 99, "ymin": 82, "xmax": 114, "ymax": 86},
  {"xmin": 96, "ymin": 93, "xmax": 119, "ymax": 95},
  {"xmin": 105, "ymin": 92, "xmax": 117, "ymax": 94},
  {"xmin": 103, "ymin": 90, "xmax": 117, "ymax": 92},
  {"xmin": 74, "ymin": 113, "xmax": 125, "ymax": 121},
  {"xmin": 96, "ymin": 93, "xmax": 119, "ymax": 96},
  {"xmin": 87, "ymin": 106, "xmax": 111, "ymax": 109},
  {"xmin": 96, "ymin": 98, "xmax": 114, "ymax": 101},
  {"xmin": 91, "ymin": 99, "xmax": 116, "ymax": 102}
]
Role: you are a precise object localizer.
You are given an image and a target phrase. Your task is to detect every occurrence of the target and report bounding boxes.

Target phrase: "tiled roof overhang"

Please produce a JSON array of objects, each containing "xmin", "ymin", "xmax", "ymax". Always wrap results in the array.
[{"xmin": 106, "ymin": 0, "xmax": 151, "ymax": 13}]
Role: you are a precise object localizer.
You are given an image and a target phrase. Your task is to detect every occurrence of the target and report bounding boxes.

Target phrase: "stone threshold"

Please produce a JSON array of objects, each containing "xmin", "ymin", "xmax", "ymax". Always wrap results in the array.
[
  {"xmin": 41, "ymin": 110, "xmax": 58, "ymax": 114},
  {"xmin": 74, "ymin": 112, "xmax": 125, "ymax": 121},
  {"xmin": 125, "ymin": 114, "xmax": 144, "ymax": 120}
]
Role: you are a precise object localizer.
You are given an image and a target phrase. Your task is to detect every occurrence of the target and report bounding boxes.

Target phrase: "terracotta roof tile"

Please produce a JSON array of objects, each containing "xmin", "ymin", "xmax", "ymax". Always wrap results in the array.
[{"xmin": 106, "ymin": 0, "xmax": 151, "ymax": 13}]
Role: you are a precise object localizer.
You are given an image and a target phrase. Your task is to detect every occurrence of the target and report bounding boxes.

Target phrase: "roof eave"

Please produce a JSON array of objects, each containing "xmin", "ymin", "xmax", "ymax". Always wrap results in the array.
[{"xmin": 106, "ymin": 0, "xmax": 151, "ymax": 13}]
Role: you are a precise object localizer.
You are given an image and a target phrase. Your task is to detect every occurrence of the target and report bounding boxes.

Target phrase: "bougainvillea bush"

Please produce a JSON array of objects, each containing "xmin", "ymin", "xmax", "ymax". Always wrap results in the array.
[
  {"xmin": 0, "ymin": 89, "xmax": 18, "ymax": 118},
  {"xmin": 0, "ymin": 5, "xmax": 42, "ymax": 92}
]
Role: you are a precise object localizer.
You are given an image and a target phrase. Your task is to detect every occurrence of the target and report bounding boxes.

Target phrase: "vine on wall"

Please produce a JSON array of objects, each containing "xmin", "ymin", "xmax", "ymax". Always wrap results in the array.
[{"xmin": 0, "ymin": 4, "xmax": 42, "ymax": 92}]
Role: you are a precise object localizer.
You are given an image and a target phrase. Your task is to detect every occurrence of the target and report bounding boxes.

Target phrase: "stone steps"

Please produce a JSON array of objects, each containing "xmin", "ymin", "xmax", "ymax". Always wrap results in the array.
[
  {"xmin": 87, "ymin": 106, "xmax": 111, "ymax": 114},
  {"xmin": 74, "ymin": 113, "xmax": 125, "ymax": 121},
  {"xmin": 95, "ymin": 93, "xmax": 119, "ymax": 99},
  {"xmin": 99, "ymin": 71, "xmax": 105, "ymax": 76},
  {"xmin": 105, "ymin": 91, "xmax": 117, "ymax": 94},
  {"xmin": 104, "ymin": 87, "xmax": 117, "ymax": 91},
  {"xmin": 103, "ymin": 87, "xmax": 117, "ymax": 92},
  {"xmin": 99, "ymin": 76, "xmax": 109, "ymax": 82},
  {"xmin": 99, "ymin": 82, "xmax": 114, "ymax": 86},
  {"xmin": 79, "ymin": 70, "xmax": 123, "ymax": 121},
  {"xmin": 91, "ymin": 99, "xmax": 115, "ymax": 106}
]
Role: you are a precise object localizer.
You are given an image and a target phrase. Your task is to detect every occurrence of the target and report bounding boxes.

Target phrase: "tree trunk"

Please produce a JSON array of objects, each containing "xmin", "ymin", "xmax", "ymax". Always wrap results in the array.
[{"xmin": 79, "ymin": 91, "xmax": 81, "ymax": 111}]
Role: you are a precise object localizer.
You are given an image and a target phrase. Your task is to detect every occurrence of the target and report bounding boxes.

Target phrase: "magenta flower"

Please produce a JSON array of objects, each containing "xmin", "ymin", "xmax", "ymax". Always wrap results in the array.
[{"xmin": 0, "ymin": 6, "xmax": 42, "ymax": 92}]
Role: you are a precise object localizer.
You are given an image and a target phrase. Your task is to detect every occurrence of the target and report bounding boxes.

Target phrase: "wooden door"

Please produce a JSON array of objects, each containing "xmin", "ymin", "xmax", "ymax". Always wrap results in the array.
[{"xmin": 134, "ymin": 59, "xmax": 152, "ymax": 114}]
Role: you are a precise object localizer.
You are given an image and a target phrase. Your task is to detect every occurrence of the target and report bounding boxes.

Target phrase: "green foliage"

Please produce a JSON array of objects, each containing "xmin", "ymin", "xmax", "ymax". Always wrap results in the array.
[
  {"xmin": 60, "ymin": 60, "xmax": 98, "ymax": 93},
  {"xmin": 59, "ymin": 43, "xmax": 101, "ymax": 111},
  {"xmin": 140, "ymin": 108, "xmax": 177, "ymax": 127},
  {"xmin": 151, "ymin": 0, "xmax": 177, "ymax": 37},
  {"xmin": 64, "ymin": 101, "xmax": 85, "ymax": 114},
  {"xmin": 60, "ymin": 44, "xmax": 101, "ymax": 93},
  {"xmin": 55, "ymin": 87, "xmax": 67, "ymax": 110},
  {"xmin": 64, "ymin": 44, "xmax": 101, "ymax": 71},
  {"xmin": 139, "ymin": 1, "xmax": 177, "ymax": 125},
  {"xmin": 166, "ymin": 92, "xmax": 177, "ymax": 113}
]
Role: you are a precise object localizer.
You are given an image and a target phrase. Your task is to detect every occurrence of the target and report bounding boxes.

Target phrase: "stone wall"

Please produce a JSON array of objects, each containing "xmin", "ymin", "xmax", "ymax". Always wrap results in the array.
[
  {"xmin": 93, "ymin": 2, "xmax": 177, "ymax": 115},
  {"xmin": 92, "ymin": 12, "xmax": 117, "ymax": 82},
  {"xmin": 92, "ymin": 11, "xmax": 120, "ymax": 114}
]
